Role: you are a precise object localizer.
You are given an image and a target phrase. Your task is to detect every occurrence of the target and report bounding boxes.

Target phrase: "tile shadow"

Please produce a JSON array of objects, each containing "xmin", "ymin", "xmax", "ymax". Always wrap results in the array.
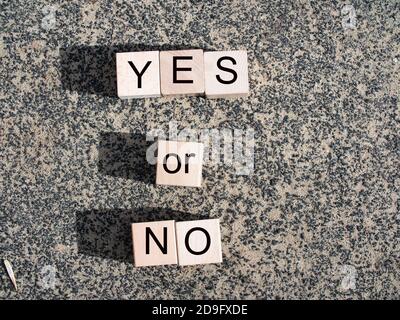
[
  {"xmin": 98, "ymin": 131, "xmax": 156, "ymax": 184},
  {"xmin": 75, "ymin": 208, "xmax": 209, "ymax": 262},
  {"xmin": 59, "ymin": 44, "xmax": 206, "ymax": 97}
]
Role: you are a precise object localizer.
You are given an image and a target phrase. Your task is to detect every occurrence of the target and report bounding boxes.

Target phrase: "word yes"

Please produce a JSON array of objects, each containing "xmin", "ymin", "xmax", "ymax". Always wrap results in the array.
[{"xmin": 117, "ymin": 49, "xmax": 249, "ymax": 99}]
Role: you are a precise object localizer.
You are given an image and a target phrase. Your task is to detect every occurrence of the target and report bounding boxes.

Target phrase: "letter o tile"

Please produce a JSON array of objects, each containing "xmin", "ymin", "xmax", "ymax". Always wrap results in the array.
[{"xmin": 175, "ymin": 219, "xmax": 223, "ymax": 266}]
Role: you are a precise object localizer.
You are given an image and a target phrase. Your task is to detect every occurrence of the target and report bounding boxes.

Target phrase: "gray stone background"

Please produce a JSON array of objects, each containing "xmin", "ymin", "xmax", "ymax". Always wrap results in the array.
[{"xmin": 0, "ymin": 0, "xmax": 399, "ymax": 299}]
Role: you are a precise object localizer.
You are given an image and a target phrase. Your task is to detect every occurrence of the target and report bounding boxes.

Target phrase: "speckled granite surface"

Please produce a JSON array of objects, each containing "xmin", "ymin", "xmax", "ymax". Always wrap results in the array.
[{"xmin": 0, "ymin": 0, "xmax": 399, "ymax": 299}]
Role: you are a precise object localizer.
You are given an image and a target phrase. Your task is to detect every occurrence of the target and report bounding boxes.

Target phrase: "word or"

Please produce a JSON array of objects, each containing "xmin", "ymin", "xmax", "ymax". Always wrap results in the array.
[
  {"xmin": 131, "ymin": 219, "xmax": 222, "ymax": 267},
  {"xmin": 116, "ymin": 49, "xmax": 249, "ymax": 99},
  {"xmin": 156, "ymin": 140, "xmax": 204, "ymax": 187}
]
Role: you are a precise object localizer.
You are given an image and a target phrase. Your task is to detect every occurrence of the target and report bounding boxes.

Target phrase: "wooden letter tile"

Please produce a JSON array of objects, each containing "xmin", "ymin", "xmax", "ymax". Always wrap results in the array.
[
  {"xmin": 204, "ymin": 50, "xmax": 249, "ymax": 98},
  {"xmin": 160, "ymin": 49, "xmax": 204, "ymax": 96},
  {"xmin": 131, "ymin": 220, "xmax": 177, "ymax": 267},
  {"xmin": 156, "ymin": 140, "xmax": 204, "ymax": 187},
  {"xmin": 175, "ymin": 219, "xmax": 222, "ymax": 266},
  {"xmin": 116, "ymin": 51, "xmax": 161, "ymax": 99}
]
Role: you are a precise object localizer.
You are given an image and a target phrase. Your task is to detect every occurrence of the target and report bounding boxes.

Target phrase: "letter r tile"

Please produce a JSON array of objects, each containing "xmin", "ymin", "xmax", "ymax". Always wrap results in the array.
[
  {"xmin": 116, "ymin": 51, "xmax": 161, "ymax": 99},
  {"xmin": 131, "ymin": 220, "xmax": 178, "ymax": 267},
  {"xmin": 159, "ymin": 49, "xmax": 205, "ymax": 96},
  {"xmin": 175, "ymin": 219, "xmax": 223, "ymax": 266}
]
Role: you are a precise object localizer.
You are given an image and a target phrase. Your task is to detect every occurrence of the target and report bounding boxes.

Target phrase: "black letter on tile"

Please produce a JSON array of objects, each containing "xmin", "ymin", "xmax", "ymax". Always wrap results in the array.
[
  {"xmin": 216, "ymin": 57, "xmax": 237, "ymax": 84},
  {"xmin": 173, "ymin": 56, "xmax": 193, "ymax": 83},
  {"xmin": 146, "ymin": 227, "xmax": 168, "ymax": 254},
  {"xmin": 185, "ymin": 153, "xmax": 195, "ymax": 173},
  {"xmin": 163, "ymin": 153, "xmax": 181, "ymax": 174},
  {"xmin": 185, "ymin": 227, "xmax": 211, "ymax": 255},
  {"xmin": 128, "ymin": 61, "xmax": 152, "ymax": 88}
]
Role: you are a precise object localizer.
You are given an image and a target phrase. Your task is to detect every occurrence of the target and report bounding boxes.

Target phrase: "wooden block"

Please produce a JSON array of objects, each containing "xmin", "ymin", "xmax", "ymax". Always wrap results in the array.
[
  {"xmin": 156, "ymin": 140, "xmax": 204, "ymax": 187},
  {"xmin": 175, "ymin": 219, "xmax": 222, "ymax": 266},
  {"xmin": 159, "ymin": 49, "xmax": 205, "ymax": 96},
  {"xmin": 204, "ymin": 50, "xmax": 249, "ymax": 98},
  {"xmin": 116, "ymin": 51, "xmax": 161, "ymax": 99},
  {"xmin": 131, "ymin": 220, "xmax": 178, "ymax": 267}
]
